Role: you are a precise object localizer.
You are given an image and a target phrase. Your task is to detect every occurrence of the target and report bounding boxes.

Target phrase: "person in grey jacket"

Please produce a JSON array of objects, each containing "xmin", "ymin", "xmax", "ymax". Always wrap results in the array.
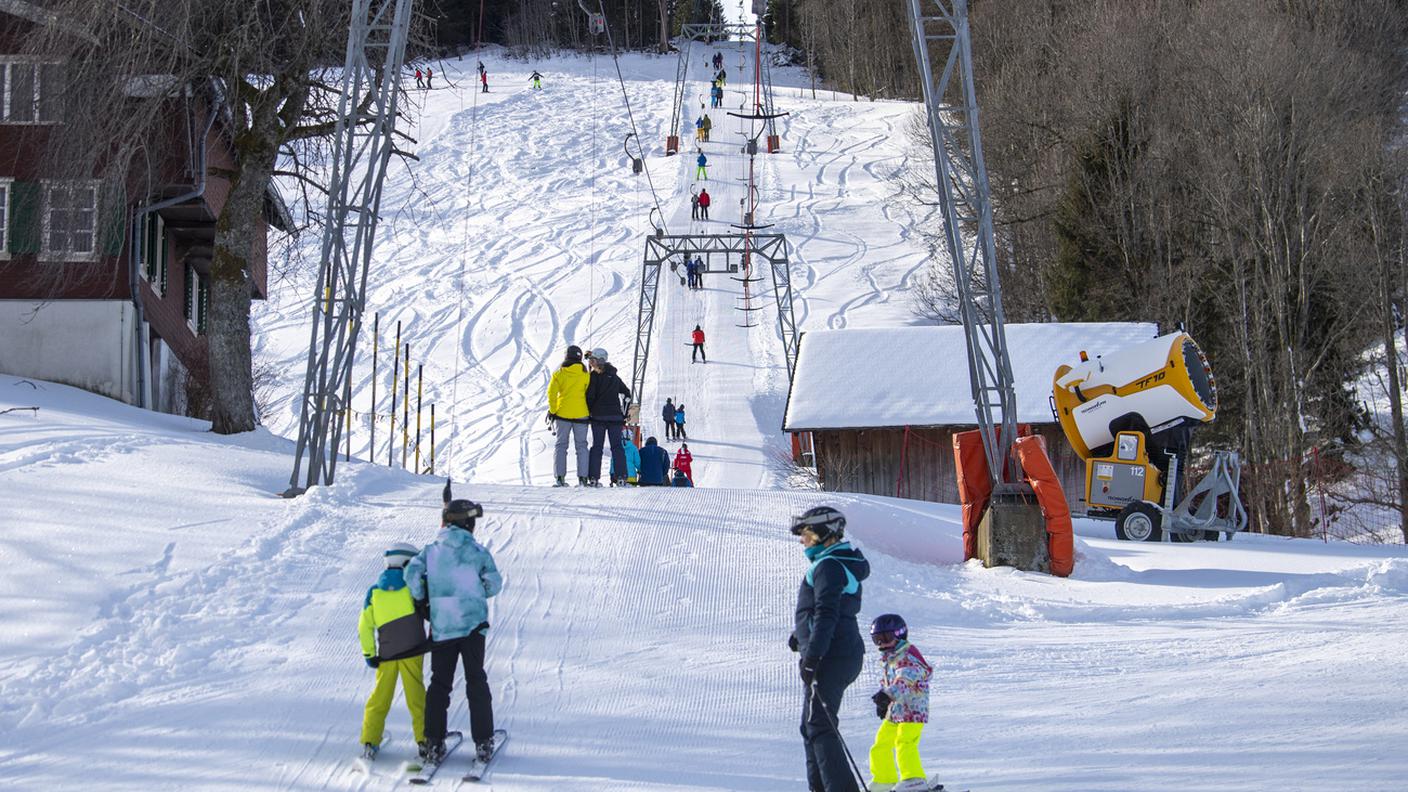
[{"xmin": 406, "ymin": 495, "xmax": 503, "ymax": 764}]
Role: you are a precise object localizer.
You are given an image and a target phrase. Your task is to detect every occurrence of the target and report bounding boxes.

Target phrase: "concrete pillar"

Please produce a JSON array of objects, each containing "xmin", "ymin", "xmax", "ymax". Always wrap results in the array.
[{"xmin": 976, "ymin": 487, "xmax": 1050, "ymax": 574}]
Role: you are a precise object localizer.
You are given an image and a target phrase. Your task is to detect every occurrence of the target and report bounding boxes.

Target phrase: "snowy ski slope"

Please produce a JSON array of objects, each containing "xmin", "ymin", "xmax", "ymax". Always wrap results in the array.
[
  {"xmin": 4, "ymin": 377, "xmax": 1408, "ymax": 790},
  {"xmin": 3, "ymin": 49, "xmax": 1408, "ymax": 792}
]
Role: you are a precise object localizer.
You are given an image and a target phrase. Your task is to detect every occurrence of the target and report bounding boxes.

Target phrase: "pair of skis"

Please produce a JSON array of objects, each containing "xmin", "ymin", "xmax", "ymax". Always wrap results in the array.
[{"xmin": 409, "ymin": 729, "xmax": 508, "ymax": 785}]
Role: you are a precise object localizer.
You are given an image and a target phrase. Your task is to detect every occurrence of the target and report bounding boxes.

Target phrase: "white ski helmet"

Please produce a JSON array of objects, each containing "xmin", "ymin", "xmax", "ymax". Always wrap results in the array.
[
  {"xmin": 384, "ymin": 542, "xmax": 418, "ymax": 568},
  {"xmin": 590, "ymin": 347, "xmax": 609, "ymax": 362}
]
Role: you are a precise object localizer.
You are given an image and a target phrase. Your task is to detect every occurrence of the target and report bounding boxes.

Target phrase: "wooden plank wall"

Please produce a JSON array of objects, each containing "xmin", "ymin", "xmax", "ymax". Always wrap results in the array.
[{"xmin": 814, "ymin": 425, "xmax": 1089, "ymax": 511}]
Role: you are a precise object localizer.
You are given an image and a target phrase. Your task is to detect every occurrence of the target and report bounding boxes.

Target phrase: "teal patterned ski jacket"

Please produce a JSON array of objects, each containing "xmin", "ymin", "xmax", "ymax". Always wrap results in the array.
[{"xmin": 405, "ymin": 527, "xmax": 503, "ymax": 642}]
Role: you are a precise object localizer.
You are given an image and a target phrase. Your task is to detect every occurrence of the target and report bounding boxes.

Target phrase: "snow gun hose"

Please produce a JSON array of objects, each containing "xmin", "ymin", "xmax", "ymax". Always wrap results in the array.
[{"xmin": 810, "ymin": 680, "xmax": 868, "ymax": 790}]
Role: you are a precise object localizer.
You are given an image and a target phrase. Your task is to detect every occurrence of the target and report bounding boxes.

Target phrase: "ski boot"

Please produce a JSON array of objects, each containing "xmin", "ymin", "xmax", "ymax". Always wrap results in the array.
[
  {"xmin": 361, "ymin": 743, "xmax": 378, "ymax": 760},
  {"xmin": 417, "ymin": 741, "xmax": 430, "ymax": 761},
  {"xmin": 423, "ymin": 740, "xmax": 446, "ymax": 765},
  {"xmin": 475, "ymin": 738, "xmax": 495, "ymax": 763},
  {"xmin": 554, "ymin": 476, "xmax": 568, "ymax": 487},
  {"xmin": 578, "ymin": 476, "xmax": 590, "ymax": 487}
]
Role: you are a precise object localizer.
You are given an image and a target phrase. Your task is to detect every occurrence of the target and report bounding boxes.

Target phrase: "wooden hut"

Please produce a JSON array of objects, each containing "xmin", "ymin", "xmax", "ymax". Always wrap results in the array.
[{"xmin": 782, "ymin": 322, "xmax": 1157, "ymax": 511}]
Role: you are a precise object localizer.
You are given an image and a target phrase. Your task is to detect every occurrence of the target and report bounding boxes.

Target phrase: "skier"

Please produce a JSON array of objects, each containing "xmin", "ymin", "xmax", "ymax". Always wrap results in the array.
[
  {"xmin": 671, "ymin": 468, "xmax": 694, "ymax": 487},
  {"xmin": 788, "ymin": 506, "xmax": 871, "ymax": 792},
  {"xmin": 695, "ymin": 115, "xmax": 706, "ymax": 144},
  {"xmin": 867, "ymin": 614, "xmax": 932, "ymax": 792},
  {"xmin": 673, "ymin": 403, "xmax": 688, "ymax": 439},
  {"xmin": 480, "ymin": 67, "xmax": 489, "ymax": 93},
  {"xmin": 530, "ymin": 70, "xmax": 543, "ymax": 90},
  {"xmin": 695, "ymin": 149, "xmax": 708, "ymax": 180},
  {"xmin": 547, "ymin": 344, "xmax": 591, "ymax": 486},
  {"xmin": 426, "ymin": 67, "xmax": 433, "ymax": 89},
  {"xmin": 683, "ymin": 258, "xmax": 696, "ymax": 289},
  {"xmin": 701, "ymin": 114, "xmax": 712, "ymax": 143},
  {"xmin": 691, "ymin": 190, "xmax": 700, "ymax": 220},
  {"xmin": 612, "ymin": 433, "xmax": 641, "ymax": 485},
  {"xmin": 691, "ymin": 324, "xmax": 707, "ymax": 363},
  {"xmin": 406, "ymin": 497, "xmax": 503, "ymax": 767},
  {"xmin": 415, "ymin": 67, "xmax": 424, "ymax": 89},
  {"xmin": 636, "ymin": 436, "xmax": 672, "ymax": 486},
  {"xmin": 716, "ymin": 68, "xmax": 726, "ymax": 87},
  {"xmin": 358, "ymin": 542, "xmax": 429, "ymax": 761},
  {"xmin": 711, "ymin": 83, "xmax": 722, "ymax": 108},
  {"xmin": 662, "ymin": 398, "xmax": 678, "ymax": 441},
  {"xmin": 697, "ymin": 188, "xmax": 711, "ymax": 220},
  {"xmin": 692, "ymin": 256, "xmax": 705, "ymax": 289},
  {"xmin": 713, "ymin": 51, "xmax": 722, "ymax": 70},
  {"xmin": 584, "ymin": 347, "xmax": 632, "ymax": 486},
  {"xmin": 673, "ymin": 443, "xmax": 693, "ymax": 481}
]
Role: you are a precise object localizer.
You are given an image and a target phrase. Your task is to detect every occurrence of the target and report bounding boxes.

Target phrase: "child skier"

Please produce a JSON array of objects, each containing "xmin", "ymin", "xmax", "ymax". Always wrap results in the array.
[
  {"xmin": 414, "ymin": 67, "xmax": 424, "ymax": 89},
  {"xmin": 671, "ymin": 468, "xmax": 694, "ymax": 487},
  {"xmin": 673, "ymin": 403, "xmax": 688, "ymax": 439},
  {"xmin": 673, "ymin": 443, "xmax": 693, "ymax": 481},
  {"xmin": 426, "ymin": 67, "xmax": 433, "ymax": 89},
  {"xmin": 612, "ymin": 433, "xmax": 641, "ymax": 485},
  {"xmin": 480, "ymin": 67, "xmax": 489, "ymax": 93},
  {"xmin": 868, "ymin": 614, "xmax": 932, "ymax": 792},
  {"xmin": 358, "ymin": 542, "xmax": 429, "ymax": 761},
  {"xmin": 695, "ymin": 150, "xmax": 708, "ymax": 180},
  {"xmin": 690, "ymin": 190, "xmax": 700, "ymax": 220},
  {"xmin": 530, "ymin": 70, "xmax": 543, "ymax": 90}
]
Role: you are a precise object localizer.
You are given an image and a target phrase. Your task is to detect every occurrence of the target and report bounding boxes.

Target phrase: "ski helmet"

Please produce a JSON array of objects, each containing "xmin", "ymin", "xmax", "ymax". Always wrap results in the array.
[
  {"xmin": 384, "ymin": 542, "xmax": 418, "ymax": 569},
  {"xmin": 590, "ymin": 347, "xmax": 609, "ymax": 363},
  {"xmin": 790, "ymin": 506, "xmax": 846, "ymax": 541},
  {"xmin": 442, "ymin": 498, "xmax": 483, "ymax": 530},
  {"xmin": 870, "ymin": 613, "xmax": 908, "ymax": 646}
]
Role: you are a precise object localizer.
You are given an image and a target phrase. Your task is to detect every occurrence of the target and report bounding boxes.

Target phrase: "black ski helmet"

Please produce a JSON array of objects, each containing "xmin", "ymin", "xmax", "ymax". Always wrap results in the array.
[
  {"xmin": 790, "ymin": 506, "xmax": 846, "ymax": 541},
  {"xmin": 443, "ymin": 498, "xmax": 483, "ymax": 530},
  {"xmin": 870, "ymin": 613, "xmax": 908, "ymax": 645}
]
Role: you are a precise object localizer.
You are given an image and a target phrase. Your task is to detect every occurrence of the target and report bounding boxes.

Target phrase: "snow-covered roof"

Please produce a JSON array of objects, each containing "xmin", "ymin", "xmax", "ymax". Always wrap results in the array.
[{"xmin": 783, "ymin": 322, "xmax": 1159, "ymax": 431}]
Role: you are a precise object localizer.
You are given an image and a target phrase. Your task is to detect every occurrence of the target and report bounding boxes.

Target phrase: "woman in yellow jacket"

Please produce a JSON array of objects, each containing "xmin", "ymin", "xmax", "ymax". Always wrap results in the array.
[{"xmin": 547, "ymin": 345, "xmax": 592, "ymax": 486}]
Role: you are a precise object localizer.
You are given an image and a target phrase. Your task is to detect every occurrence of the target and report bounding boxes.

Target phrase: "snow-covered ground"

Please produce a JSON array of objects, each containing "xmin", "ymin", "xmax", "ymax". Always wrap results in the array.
[
  {"xmin": 4, "ymin": 376, "xmax": 1408, "ymax": 790},
  {"xmin": 4, "ymin": 47, "xmax": 1408, "ymax": 792}
]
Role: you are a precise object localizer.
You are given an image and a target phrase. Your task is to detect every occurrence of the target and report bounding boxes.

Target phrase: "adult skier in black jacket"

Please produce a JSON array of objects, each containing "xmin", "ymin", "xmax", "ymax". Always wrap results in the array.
[
  {"xmin": 584, "ymin": 347, "xmax": 632, "ymax": 486},
  {"xmin": 790, "ymin": 506, "xmax": 870, "ymax": 792}
]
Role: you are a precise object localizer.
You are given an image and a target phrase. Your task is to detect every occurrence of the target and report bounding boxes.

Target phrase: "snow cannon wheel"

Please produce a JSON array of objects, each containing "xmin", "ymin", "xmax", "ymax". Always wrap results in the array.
[{"xmin": 1115, "ymin": 502, "xmax": 1162, "ymax": 542}]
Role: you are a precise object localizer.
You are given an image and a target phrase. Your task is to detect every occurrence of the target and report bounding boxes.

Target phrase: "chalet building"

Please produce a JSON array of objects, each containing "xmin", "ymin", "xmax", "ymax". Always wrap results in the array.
[
  {"xmin": 0, "ymin": 1, "xmax": 290, "ymax": 415},
  {"xmin": 782, "ymin": 322, "xmax": 1158, "ymax": 511}
]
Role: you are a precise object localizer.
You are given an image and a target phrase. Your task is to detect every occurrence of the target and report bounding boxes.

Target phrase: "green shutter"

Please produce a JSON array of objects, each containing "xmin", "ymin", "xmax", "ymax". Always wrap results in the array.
[
  {"xmin": 184, "ymin": 263, "xmax": 193, "ymax": 319},
  {"xmin": 8, "ymin": 181, "xmax": 40, "ymax": 254},
  {"xmin": 100, "ymin": 191, "xmax": 124, "ymax": 257}
]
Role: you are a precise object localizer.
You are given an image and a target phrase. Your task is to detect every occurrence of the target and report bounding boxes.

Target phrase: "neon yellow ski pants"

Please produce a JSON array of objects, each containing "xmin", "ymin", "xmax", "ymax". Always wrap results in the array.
[
  {"xmin": 360, "ymin": 656, "xmax": 426, "ymax": 745},
  {"xmin": 869, "ymin": 720, "xmax": 926, "ymax": 786}
]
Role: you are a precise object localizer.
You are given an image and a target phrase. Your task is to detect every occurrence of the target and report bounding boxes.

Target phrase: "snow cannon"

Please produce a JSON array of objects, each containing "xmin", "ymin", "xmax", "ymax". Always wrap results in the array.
[{"xmin": 1052, "ymin": 331, "xmax": 1245, "ymax": 542}]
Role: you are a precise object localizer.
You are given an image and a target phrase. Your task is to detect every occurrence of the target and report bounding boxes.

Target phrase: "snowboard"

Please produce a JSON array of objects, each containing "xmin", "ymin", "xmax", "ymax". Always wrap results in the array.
[
  {"xmin": 408, "ymin": 731, "xmax": 463, "ymax": 785},
  {"xmin": 462, "ymin": 729, "xmax": 509, "ymax": 782}
]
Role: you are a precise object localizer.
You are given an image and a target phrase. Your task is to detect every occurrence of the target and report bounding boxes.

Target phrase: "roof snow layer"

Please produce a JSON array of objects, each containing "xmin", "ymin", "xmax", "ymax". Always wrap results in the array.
[{"xmin": 783, "ymin": 322, "xmax": 1159, "ymax": 431}]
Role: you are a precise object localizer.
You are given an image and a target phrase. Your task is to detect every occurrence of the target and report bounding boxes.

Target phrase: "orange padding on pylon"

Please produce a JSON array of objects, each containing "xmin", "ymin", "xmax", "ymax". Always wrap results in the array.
[
  {"xmin": 952, "ymin": 429, "xmax": 991, "ymax": 562},
  {"xmin": 1014, "ymin": 435, "xmax": 1074, "ymax": 577}
]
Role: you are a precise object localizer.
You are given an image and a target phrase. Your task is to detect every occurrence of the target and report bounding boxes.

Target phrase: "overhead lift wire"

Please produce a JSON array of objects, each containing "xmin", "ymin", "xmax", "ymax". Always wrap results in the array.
[
  {"xmin": 595, "ymin": 0, "xmax": 670, "ymax": 236},
  {"xmin": 448, "ymin": 53, "xmax": 485, "ymax": 475}
]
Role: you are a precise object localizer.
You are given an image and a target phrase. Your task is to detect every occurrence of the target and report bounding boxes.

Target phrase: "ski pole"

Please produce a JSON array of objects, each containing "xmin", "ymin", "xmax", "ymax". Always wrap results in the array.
[{"xmin": 810, "ymin": 680, "xmax": 868, "ymax": 791}]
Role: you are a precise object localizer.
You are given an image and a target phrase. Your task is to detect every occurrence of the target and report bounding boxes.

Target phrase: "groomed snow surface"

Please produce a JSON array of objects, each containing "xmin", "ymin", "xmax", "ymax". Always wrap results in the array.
[{"xmin": 3, "ymin": 49, "xmax": 1408, "ymax": 791}]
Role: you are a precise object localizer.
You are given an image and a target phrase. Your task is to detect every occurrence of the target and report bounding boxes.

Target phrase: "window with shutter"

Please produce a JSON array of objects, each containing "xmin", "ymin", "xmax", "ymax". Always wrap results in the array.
[
  {"xmin": 1, "ymin": 59, "xmax": 62, "ymax": 124},
  {"xmin": 42, "ymin": 181, "xmax": 98, "ymax": 260}
]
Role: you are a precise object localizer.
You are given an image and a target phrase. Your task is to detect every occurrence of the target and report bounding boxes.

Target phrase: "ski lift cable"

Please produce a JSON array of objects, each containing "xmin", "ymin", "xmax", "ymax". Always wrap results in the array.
[
  {"xmin": 448, "ymin": 58, "xmax": 484, "ymax": 474},
  {"xmin": 594, "ymin": 0, "xmax": 670, "ymax": 236},
  {"xmin": 589, "ymin": 50, "xmax": 598, "ymax": 338}
]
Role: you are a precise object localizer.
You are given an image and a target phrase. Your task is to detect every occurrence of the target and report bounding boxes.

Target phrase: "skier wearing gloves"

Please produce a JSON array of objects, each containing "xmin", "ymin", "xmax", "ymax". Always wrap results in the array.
[
  {"xmin": 789, "ymin": 506, "xmax": 871, "ymax": 792},
  {"xmin": 695, "ymin": 149, "xmax": 708, "ymax": 180},
  {"xmin": 673, "ymin": 443, "xmax": 693, "ymax": 481},
  {"xmin": 662, "ymin": 398, "xmax": 678, "ymax": 441},
  {"xmin": 405, "ymin": 497, "xmax": 503, "ymax": 766},
  {"xmin": 358, "ymin": 543, "xmax": 430, "ymax": 761},
  {"xmin": 867, "ymin": 614, "xmax": 932, "ymax": 792},
  {"xmin": 612, "ymin": 434, "xmax": 641, "ymax": 485},
  {"xmin": 584, "ymin": 347, "xmax": 632, "ymax": 486},
  {"xmin": 691, "ymin": 325, "xmax": 707, "ymax": 363},
  {"xmin": 547, "ymin": 345, "xmax": 591, "ymax": 486}
]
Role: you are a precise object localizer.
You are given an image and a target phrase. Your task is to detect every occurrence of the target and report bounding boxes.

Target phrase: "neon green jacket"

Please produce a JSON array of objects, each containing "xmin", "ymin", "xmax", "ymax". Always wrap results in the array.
[{"xmin": 358, "ymin": 568, "xmax": 427, "ymax": 661}]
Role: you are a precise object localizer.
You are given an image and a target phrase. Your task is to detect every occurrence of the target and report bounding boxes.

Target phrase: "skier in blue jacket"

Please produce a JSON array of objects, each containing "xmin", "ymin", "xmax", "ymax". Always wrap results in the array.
[
  {"xmin": 405, "ymin": 496, "xmax": 503, "ymax": 766},
  {"xmin": 789, "ymin": 506, "xmax": 870, "ymax": 792},
  {"xmin": 612, "ymin": 434, "xmax": 642, "ymax": 485},
  {"xmin": 636, "ymin": 436, "xmax": 672, "ymax": 486},
  {"xmin": 695, "ymin": 150, "xmax": 708, "ymax": 180}
]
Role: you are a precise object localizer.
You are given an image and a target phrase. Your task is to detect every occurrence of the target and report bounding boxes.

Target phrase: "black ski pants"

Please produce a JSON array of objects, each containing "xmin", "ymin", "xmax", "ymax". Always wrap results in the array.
[
  {"xmin": 588, "ymin": 420, "xmax": 626, "ymax": 482},
  {"xmin": 692, "ymin": 343, "xmax": 706, "ymax": 363},
  {"xmin": 426, "ymin": 631, "xmax": 494, "ymax": 745},
  {"xmin": 664, "ymin": 417, "xmax": 677, "ymax": 440},
  {"xmin": 800, "ymin": 651, "xmax": 864, "ymax": 792}
]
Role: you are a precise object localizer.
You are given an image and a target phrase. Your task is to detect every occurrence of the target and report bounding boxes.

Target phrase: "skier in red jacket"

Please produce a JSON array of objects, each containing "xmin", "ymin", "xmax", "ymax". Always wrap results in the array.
[
  {"xmin": 673, "ymin": 444, "xmax": 694, "ymax": 482},
  {"xmin": 691, "ymin": 325, "xmax": 706, "ymax": 363},
  {"xmin": 697, "ymin": 188, "xmax": 711, "ymax": 220}
]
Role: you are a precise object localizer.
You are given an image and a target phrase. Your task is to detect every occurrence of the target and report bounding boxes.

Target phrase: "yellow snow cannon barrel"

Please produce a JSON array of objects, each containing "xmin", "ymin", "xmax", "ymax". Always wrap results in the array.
[{"xmin": 1051, "ymin": 331, "xmax": 1217, "ymax": 460}]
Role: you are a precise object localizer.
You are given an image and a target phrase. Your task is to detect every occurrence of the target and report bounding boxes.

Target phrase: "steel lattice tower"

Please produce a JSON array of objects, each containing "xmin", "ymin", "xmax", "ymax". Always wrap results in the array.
[{"xmin": 284, "ymin": 0, "xmax": 416, "ymax": 496}]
